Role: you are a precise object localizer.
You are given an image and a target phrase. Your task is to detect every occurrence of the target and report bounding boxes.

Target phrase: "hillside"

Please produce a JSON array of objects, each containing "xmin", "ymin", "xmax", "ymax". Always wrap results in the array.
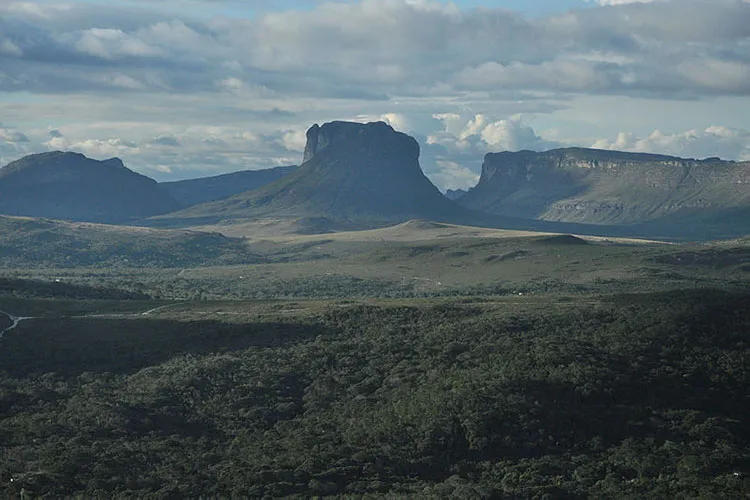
[
  {"xmin": 160, "ymin": 165, "xmax": 297, "ymax": 207},
  {"xmin": 0, "ymin": 215, "xmax": 260, "ymax": 268},
  {"xmin": 0, "ymin": 152, "xmax": 180, "ymax": 223},
  {"xmin": 458, "ymin": 148, "xmax": 750, "ymax": 238}
]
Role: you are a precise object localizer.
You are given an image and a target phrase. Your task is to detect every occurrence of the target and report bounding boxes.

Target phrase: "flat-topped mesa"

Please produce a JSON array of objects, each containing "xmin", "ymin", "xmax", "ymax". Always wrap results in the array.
[
  {"xmin": 459, "ymin": 147, "xmax": 750, "ymax": 228},
  {"xmin": 302, "ymin": 121, "xmax": 419, "ymax": 166},
  {"xmin": 477, "ymin": 148, "xmax": 693, "ymax": 184},
  {"xmin": 163, "ymin": 120, "xmax": 465, "ymax": 228}
]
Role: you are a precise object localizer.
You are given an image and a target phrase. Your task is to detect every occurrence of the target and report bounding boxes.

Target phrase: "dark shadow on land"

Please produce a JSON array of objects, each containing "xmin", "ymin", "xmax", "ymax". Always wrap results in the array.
[{"xmin": 0, "ymin": 318, "xmax": 332, "ymax": 378}]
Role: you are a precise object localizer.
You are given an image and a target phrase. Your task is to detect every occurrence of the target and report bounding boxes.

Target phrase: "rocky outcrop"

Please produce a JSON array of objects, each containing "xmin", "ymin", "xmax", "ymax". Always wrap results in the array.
[{"xmin": 0, "ymin": 151, "xmax": 181, "ymax": 223}]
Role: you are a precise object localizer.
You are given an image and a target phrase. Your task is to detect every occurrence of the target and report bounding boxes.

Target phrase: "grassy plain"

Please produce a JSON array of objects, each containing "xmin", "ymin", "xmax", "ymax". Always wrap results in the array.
[{"xmin": 3, "ymin": 219, "xmax": 748, "ymax": 300}]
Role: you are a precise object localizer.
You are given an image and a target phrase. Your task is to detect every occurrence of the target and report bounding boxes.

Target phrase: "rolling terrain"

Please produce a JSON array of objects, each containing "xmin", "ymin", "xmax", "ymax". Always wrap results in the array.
[
  {"xmin": 2, "ymin": 214, "xmax": 748, "ymax": 300},
  {"xmin": 0, "ymin": 215, "xmax": 260, "ymax": 268},
  {"xmin": 1, "ymin": 126, "xmax": 750, "ymax": 499}
]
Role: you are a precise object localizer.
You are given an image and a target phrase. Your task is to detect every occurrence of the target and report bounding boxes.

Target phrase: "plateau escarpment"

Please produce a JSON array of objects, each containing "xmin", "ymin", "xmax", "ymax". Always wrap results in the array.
[{"xmin": 458, "ymin": 148, "xmax": 750, "ymax": 238}]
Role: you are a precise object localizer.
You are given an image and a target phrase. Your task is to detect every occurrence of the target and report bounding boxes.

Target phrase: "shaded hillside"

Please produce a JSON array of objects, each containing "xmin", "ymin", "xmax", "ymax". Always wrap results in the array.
[
  {"xmin": 161, "ymin": 166, "xmax": 297, "ymax": 207},
  {"xmin": 0, "ymin": 152, "xmax": 180, "ymax": 223},
  {"xmin": 0, "ymin": 216, "xmax": 261, "ymax": 268},
  {"xmin": 458, "ymin": 148, "xmax": 750, "ymax": 237}
]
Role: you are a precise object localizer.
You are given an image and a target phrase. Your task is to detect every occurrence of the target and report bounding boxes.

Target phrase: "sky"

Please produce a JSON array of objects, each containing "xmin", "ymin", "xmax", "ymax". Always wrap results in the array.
[{"xmin": 1, "ymin": 0, "xmax": 750, "ymax": 190}]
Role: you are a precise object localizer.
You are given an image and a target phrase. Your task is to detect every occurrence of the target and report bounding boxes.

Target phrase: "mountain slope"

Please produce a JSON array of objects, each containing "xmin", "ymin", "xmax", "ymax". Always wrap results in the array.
[
  {"xmin": 160, "ymin": 166, "xmax": 297, "ymax": 207},
  {"xmin": 459, "ymin": 148, "xmax": 750, "ymax": 234},
  {"xmin": 0, "ymin": 151, "xmax": 181, "ymax": 223}
]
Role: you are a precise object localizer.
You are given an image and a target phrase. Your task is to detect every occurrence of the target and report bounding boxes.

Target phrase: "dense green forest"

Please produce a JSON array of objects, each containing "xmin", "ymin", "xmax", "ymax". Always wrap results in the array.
[{"xmin": 1, "ymin": 289, "xmax": 748, "ymax": 498}]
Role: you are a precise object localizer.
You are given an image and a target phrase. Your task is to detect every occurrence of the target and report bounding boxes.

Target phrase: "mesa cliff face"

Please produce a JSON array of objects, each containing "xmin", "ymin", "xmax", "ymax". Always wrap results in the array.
[{"xmin": 458, "ymin": 148, "xmax": 750, "ymax": 231}]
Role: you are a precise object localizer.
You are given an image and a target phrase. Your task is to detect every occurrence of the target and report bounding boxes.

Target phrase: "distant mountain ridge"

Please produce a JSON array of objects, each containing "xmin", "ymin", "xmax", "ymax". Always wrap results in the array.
[
  {"xmin": 0, "ymin": 151, "xmax": 180, "ymax": 224},
  {"xmin": 6, "ymin": 140, "xmax": 750, "ymax": 240},
  {"xmin": 160, "ymin": 166, "xmax": 297, "ymax": 206},
  {"xmin": 458, "ymin": 147, "xmax": 750, "ymax": 238}
]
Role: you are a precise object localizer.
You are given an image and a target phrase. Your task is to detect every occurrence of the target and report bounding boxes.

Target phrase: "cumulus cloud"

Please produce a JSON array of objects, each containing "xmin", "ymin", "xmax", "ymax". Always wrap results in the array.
[
  {"xmin": 429, "ymin": 114, "xmax": 558, "ymax": 154},
  {"xmin": 592, "ymin": 126, "xmax": 750, "ymax": 161},
  {"xmin": 429, "ymin": 160, "xmax": 480, "ymax": 191},
  {"xmin": 281, "ymin": 130, "xmax": 307, "ymax": 152},
  {"xmin": 150, "ymin": 135, "xmax": 181, "ymax": 147},
  {"xmin": 43, "ymin": 133, "xmax": 140, "ymax": 158},
  {"xmin": 0, "ymin": 124, "xmax": 34, "ymax": 165},
  {"xmin": 417, "ymin": 113, "xmax": 561, "ymax": 189},
  {"xmin": 22, "ymin": 122, "xmax": 308, "ymax": 179}
]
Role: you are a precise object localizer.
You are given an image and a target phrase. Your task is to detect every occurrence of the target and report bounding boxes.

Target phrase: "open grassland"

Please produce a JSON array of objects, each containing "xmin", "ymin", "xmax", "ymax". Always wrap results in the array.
[
  {"xmin": 191, "ymin": 218, "xmax": 670, "ymax": 245},
  {"xmin": 3, "ymin": 229, "xmax": 748, "ymax": 301}
]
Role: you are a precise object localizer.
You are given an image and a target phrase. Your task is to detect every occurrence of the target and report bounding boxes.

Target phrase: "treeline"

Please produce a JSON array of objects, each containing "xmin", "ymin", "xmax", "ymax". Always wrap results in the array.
[
  {"xmin": 0, "ymin": 278, "xmax": 150, "ymax": 300},
  {"xmin": 0, "ymin": 289, "xmax": 748, "ymax": 498}
]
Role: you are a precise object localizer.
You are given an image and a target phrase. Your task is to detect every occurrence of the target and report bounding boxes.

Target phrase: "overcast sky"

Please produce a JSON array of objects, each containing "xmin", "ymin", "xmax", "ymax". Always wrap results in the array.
[{"xmin": 1, "ymin": 0, "xmax": 749, "ymax": 189}]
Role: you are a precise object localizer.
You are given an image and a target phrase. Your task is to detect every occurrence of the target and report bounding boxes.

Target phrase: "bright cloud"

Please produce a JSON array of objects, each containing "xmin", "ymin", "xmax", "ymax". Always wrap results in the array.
[{"xmin": 592, "ymin": 126, "xmax": 750, "ymax": 161}]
